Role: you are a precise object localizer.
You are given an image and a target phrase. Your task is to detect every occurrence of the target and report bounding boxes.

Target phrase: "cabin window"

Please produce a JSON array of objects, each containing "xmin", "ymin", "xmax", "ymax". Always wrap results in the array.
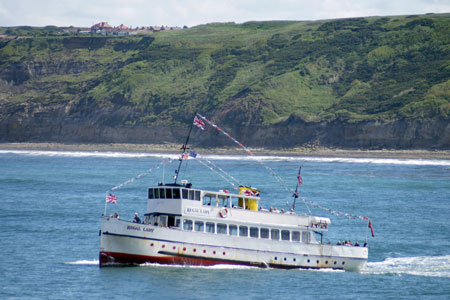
[
  {"xmin": 166, "ymin": 188, "xmax": 173, "ymax": 199},
  {"xmin": 159, "ymin": 188, "xmax": 166, "ymax": 199},
  {"xmin": 239, "ymin": 226, "xmax": 248, "ymax": 237},
  {"xmin": 217, "ymin": 223, "xmax": 227, "ymax": 234},
  {"xmin": 229, "ymin": 225, "xmax": 238, "ymax": 236},
  {"xmin": 182, "ymin": 189, "xmax": 188, "ymax": 199},
  {"xmin": 302, "ymin": 231, "xmax": 310, "ymax": 243},
  {"xmin": 250, "ymin": 227, "xmax": 259, "ymax": 238},
  {"xmin": 292, "ymin": 231, "xmax": 300, "ymax": 242},
  {"xmin": 183, "ymin": 219, "xmax": 193, "ymax": 231},
  {"xmin": 187, "ymin": 190, "xmax": 194, "ymax": 200},
  {"xmin": 173, "ymin": 188, "xmax": 181, "ymax": 199},
  {"xmin": 281, "ymin": 230, "xmax": 290, "ymax": 241},
  {"xmin": 160, "ymin": 215, "xmax": 168, "ymax": 227},
  {"xmin": 271, "ymin": 229, "xmax": 280, "ymax": 240},
  {"xmin": 194, "ymin": 221, "xmax": 204, "ymax": 232},
  {"xmin": 148, "ymin": 189, "xmax": 154, "ymax": 199},
  {"xmin": 154, "ymin": 188, "xmax": 160, "ymax": 199},
  {"xmin": 195, "ymin": 191, "xmax": 201, "ymax": 201},
  {"xmin": 260, "ymin": 228, "xmax": 269, "ymax": 239},
  {"xmin": 175, "ymin": 217, "xmax": 181, "ymax": 228},
  {"xmin": 206, "ymin": 222, "xmax": 215, "ymax": 233}
]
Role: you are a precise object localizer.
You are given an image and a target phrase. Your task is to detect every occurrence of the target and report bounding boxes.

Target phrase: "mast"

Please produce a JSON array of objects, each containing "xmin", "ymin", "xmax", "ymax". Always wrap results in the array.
[
  {"xmin": 174, "ymin": 113, "xmax": 196, "ymax": 184},
  {"xmin": 292, "ymin": 166, "xmax": 302, "ymax": 210}
]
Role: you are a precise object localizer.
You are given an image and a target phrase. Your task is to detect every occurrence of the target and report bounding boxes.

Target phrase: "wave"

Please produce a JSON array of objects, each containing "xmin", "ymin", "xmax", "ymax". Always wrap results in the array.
[
  {"xmin": 1, "ymin": 150, "xmax": 449, "ymax": 166},
  {"xmin": 364, "ymin": 255, "xmax": 450, "ymax": 278},
  {"xmin": 63, "ymin": 259, "xmax": 99, "ymax": 265}
]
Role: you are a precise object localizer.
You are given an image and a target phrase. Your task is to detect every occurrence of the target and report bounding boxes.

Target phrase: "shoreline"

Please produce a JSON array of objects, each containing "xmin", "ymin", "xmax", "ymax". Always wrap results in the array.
[{"xmin": 1, "ymin": 142, "xmax": 450, "ymax": 160}]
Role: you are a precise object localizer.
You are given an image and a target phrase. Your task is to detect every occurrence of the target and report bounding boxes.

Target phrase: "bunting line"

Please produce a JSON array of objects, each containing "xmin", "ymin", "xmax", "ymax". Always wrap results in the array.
[
  {"xmin": 110, "ymin": 158, "xmax": 173, "ymax": 191},
  {"xmin": 303, "ymin": 197, "xmax": 374, "ymax": 236},
  {"xmin": 196, "ymin": 113, "xmax": 292, "ymax": 192}
]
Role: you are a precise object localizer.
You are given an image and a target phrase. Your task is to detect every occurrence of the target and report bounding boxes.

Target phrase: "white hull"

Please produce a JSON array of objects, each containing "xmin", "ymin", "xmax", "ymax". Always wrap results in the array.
[{"xmin": 100, "ymin": 217, "xmax": 368, "ymax": 271}]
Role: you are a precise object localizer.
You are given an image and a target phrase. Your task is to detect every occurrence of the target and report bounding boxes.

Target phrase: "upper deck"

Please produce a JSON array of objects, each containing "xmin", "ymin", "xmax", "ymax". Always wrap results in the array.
[{"xmin": 146, "ymin": 183, "xmax": 330, "ymax": 231}]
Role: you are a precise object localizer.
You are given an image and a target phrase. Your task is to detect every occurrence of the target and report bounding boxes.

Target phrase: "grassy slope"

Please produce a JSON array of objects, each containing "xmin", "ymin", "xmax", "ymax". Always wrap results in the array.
[{"xmin": 0, "ymin": 14, "xmax": 449, "ymax": 128}]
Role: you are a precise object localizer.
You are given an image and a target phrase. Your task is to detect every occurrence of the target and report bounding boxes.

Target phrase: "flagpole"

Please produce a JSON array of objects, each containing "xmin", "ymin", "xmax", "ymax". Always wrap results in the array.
[
  {"xmin": 292, "ymin": 166, "xmax": 302, "ymax": 210},
  {"xmin": 174, "ymin": 112, "xmax": 196, "ymax": 184},
  {"xmin": 104, "ymin": 190, "xmax": 108, "ymax": 217}
]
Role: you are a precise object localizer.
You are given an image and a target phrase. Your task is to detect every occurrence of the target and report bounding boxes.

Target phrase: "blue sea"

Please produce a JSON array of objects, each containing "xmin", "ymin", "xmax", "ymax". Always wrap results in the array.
[{"xmin": 1, "ymin": 149, "xmax": 449, "ymax": 299}]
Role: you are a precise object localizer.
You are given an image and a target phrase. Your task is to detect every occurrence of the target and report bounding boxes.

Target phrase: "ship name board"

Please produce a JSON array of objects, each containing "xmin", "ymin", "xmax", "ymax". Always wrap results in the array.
[
  {"xmin": 126, "ymin": 225, "xmax": 154, "ymax": 232},
  {"xmin": 185, "ymin": 207, "xmax": 211, "ymax": 216}
]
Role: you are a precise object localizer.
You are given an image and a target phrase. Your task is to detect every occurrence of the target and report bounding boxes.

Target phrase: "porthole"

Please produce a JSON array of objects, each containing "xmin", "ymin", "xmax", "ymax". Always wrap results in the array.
[
  {"xmin": 284, "ymin": 257, "xmax": 287, "ymax": 261},
  {"xmin": 183, "ymin": 247, "xmax": 186, "ymax": 251},
  {"xmin": 172, "ymin": 246, "xmax": 176, "ymax": 250},
  {"xmin": 203, "ymin": 250, "xmax": 206, "ymax": 253},
  {"xmin": 274, "ymin": 257, "xmax": 278, "ymax": 260},
  {"xmin": 223, "ymin": 252, "xmax": 226, "ymax": 255},
  {"xmin": 316, "ymin": 260, "xmax": 319, "ymax": 264},
  {"xmin": 293, "ymin": 258, "xmax": 296, "ymax": 262}
]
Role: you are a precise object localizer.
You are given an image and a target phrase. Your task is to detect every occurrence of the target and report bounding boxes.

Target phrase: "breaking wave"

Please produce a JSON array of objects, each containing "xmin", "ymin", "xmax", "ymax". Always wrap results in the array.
[
  {"xmin": 1, "ymin": 150, "xmax": 449, "ymax": 166},
  {"xmin": 364, "ymin": 255, "xmax": 450, "ymax": 278}
]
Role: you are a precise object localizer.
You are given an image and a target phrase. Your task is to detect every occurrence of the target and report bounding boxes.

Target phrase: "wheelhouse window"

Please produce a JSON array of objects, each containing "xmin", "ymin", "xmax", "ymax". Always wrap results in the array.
[
  {"xmin": 159, "ymin": 188, "xmax": 166, "ymax": 199},
  {"xmin": 194, "ymin": 221, "xmax": 204, "ymax": 232},
  {"xmin": 271, "ymin": 229, "xmax": 280, "ymax": 240},
  {"xmin": 281, "ymin": 230, "xmax": 290, "ymax": 241},
  {"xmin": 260, "ymin": 228, "xmax": 269, "ymax": 239},
  {"xmin": 183, "ymin": 219, "xmax": 193, "ymax": 231},
  {"xmin": 173, "ymin": 188, "xmax": 181, "ymax": 199},
  {"xmin": 250, "ymin": 227, "xmax": 259, "ymax": 238},
  {"xmin": 229, "ymin": 225, "xmax": 238, "ymax": 236},
  {"xmin": 182, "ymin": 189, "xmax": 188, "ymax": 199},
  {"xmin": 148, "ymin": 188, "xmax": 154, "ymax": 199},
  {"xmin": 292, "ymin": 231, "xmax": 300, "ymax": 242},
  {"xmin": 166, "ymin": 188, "xmax": 172, "ymax": 199},
  {"xmin": 206, "ymin": 222, "xmax": 215, "ymax": 233},
  {"xmin": 239, "ymin": 226, "xmax": 248, "ymax": 237}
]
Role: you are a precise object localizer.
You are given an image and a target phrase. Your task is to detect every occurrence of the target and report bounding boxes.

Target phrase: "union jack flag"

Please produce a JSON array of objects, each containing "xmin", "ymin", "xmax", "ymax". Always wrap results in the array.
[
  {"xmin": 106, "ymin": 193, "xmax": 118, "ymax": 204},
  {"xmin": 193, "ymin": 116, "xmax": 205, "ymax": 130}
]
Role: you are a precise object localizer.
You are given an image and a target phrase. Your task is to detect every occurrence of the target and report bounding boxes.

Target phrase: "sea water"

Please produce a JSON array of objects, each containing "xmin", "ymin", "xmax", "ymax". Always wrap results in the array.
[{"xmin": 0, "ymin": 149, "xmax": 449, "ymax": 299}]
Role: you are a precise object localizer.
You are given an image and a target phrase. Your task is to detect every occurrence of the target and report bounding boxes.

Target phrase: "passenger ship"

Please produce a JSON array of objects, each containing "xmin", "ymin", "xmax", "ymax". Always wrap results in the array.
[{"xmin": 99, "ymin": 119, "xmax": 369, "ymax": 271}]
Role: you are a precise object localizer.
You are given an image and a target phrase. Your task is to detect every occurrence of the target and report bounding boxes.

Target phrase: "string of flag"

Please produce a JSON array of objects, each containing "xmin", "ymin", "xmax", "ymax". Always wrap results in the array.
[
  {"xmin": 193, "ymin": 113, "xmax": 372, "ymax": 236},
  {"xmin": 303, "ymin": 198, "xmax": 374, "ymax": 237},
  {"xmin": 196, "ymin": 113, "xmax": 293, "ymax": 194}
]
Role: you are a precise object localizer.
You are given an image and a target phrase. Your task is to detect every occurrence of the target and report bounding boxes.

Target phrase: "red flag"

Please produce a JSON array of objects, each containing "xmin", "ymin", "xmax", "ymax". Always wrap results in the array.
[
  {"xmin": 297, "ymin": 174, "xmax": 302, "ymax": 186},
  {"xmin": 193, "ymin": 116, "xmax": 205, "ymax": 130},
  {"xmin": 368, "ymin": 220, "xmax": 374, "ymax": 238},
  {"xmin": 106, "ymin": 193, "xmax": 118, "ymax": 204}
]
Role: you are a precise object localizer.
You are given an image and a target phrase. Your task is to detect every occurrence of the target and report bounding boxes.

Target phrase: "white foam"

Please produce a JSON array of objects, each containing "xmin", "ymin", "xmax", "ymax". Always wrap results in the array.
[
  {"xmin": 138, "ymin": 262, "xmax": 259, "ymax": 270},
  {"xmin": 63, "ymin": 259, "xmax": 99, "ymax": 265},
  {"xmin": 364, "ymin": 255, "xmax": 450, "ymax": 278},
  {"xmin": 1, "ymin": 150, "xmax": 449, "ymax": 166}
]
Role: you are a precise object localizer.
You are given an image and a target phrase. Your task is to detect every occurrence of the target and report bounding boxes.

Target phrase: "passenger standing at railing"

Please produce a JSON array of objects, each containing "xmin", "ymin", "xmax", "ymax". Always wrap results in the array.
[{"xmin": 133, "ymin": 213, "xmax": 141, "ymax": 224}]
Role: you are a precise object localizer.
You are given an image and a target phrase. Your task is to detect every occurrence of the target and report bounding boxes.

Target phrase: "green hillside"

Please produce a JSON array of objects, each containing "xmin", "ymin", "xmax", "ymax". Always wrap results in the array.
[{"xmin": 0, "ymin": 14, "xmax": 449, "ymax": 148}]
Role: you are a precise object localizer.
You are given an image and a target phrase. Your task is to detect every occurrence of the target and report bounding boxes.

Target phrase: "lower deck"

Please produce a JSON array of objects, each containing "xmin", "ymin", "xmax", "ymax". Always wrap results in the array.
[{"xmin": 100, "ymin": 217, "xmax": 368, "ymax": 271}]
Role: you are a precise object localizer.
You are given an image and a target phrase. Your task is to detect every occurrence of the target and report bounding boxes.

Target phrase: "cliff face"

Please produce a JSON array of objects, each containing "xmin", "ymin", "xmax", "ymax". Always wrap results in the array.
[
  {"xmin": 0, "ymin": 15, "xmax": 449, "ymax": 149},
  {"xmin": 2, "ymin": 99, "xmax": 448, "ymax": 149}
]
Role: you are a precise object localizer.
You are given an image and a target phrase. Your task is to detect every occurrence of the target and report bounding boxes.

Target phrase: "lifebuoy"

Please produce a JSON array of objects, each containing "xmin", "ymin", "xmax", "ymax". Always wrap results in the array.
[{"xmin": 219, "ymin": 208, "xmax": 229, "ymax": 218}]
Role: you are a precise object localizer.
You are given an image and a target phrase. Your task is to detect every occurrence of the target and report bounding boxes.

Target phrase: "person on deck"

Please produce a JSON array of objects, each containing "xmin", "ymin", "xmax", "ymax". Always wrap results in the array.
[{"xmin": 133, "ymin": 213, "xmax": 141, "ymax": 224}]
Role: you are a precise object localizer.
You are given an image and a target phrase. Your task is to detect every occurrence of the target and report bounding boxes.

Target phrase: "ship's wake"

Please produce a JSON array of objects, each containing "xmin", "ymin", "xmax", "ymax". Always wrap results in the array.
[{"xmin": 364, "ymin": 255, "xmax": 450, "ymax": 278}]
